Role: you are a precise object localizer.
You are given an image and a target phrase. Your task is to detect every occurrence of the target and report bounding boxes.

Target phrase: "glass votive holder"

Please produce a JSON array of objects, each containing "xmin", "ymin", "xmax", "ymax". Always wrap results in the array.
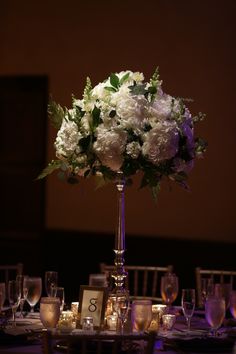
[
  {"xmin": 106, "ymin": 314, "xmax": 118, "ymax": 331},
  {"xmin": 71, "ymin": 302, "xmax": 79, "ymax": 319},
  {"xmin": 152, "ymin": 304, "xmax": 167, "ymax": 319},
  {"xmin": 105, "ymin": 294, "xmax": 117, "ymax": 317},
  {"xmin": 162, "ymin": 314, "xmax": 176, "ymax": 330},
  {"xmin": 82, "ymin": 316, "xmax": 94, "ymax": 331},
  {"xmin": 58, "ymin": 310, "xmax": 75, "ymax": 331},
  {"xmin": 40, "ymin": 297, "xmax": 61, "ymax": 329}
]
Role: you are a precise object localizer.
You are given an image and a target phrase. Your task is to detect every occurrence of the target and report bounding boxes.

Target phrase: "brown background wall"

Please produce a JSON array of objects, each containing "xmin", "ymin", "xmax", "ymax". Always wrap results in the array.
[{"xmin": 1, "ymin": 0, "xmax": 236, "ymax": 243}]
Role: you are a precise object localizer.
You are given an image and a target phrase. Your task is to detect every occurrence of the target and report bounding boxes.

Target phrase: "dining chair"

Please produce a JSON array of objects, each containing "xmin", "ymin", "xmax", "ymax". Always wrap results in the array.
[
  {"xmin": 0, "ymin": 263, "xmax": 23, "ymax": 284},
  {"xmin": 42, "ymin": 330, "xmax": 156, "ymax": 354},
  {"xmin": 195, "ymin": 267, "xmax": 236, "ymax": 307},
  {"xmin": 100, "ymin": 263, "xmax": 173, "ymax": 303}
]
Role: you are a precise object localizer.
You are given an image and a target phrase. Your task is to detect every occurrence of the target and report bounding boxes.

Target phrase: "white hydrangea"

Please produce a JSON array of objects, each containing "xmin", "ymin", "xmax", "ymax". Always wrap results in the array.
[
  {"xmin": 44, "ymin": 68, "xmax": 205, "ymax": 191},
  {"xmin": 55, "ymin": 118, "xmax": 79, "ymax": 157},
  {"xmin": 91, "ymin": 81, "xmax": 112, "ymax": 103},
  {"xmin": 112, "ymin": 88, "xmax": 147, "ymax": 132},
  {"xmin": 142, "ymin": 121, "xmax": 179, "ymax": 164},
  {"xmin": 93, "ymin": 126, "xmax": 127, "ymax": 171},
  {"xmin": 148, "ymin": 93, "xmax": 173, "ymax": 124}
]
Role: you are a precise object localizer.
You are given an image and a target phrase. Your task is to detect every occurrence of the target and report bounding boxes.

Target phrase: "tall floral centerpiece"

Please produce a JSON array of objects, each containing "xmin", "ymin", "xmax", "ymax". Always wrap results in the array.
[{"xmin": 38, "ymin": 68, "xmax": 206, "ymax": 292}]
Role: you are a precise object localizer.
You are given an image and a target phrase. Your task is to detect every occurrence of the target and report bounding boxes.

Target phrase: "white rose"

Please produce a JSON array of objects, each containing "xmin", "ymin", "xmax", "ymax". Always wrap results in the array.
[
  {"xmin": 142, "ymin": 121, "xmax": 179, "ymax": 164},
  {"xmin": 148, "ymin": 94, "xmax": 173, "ymax": 123},
  {"xmin": 93, "ymin": 126, "xmax": 127, "ymax": 171}
]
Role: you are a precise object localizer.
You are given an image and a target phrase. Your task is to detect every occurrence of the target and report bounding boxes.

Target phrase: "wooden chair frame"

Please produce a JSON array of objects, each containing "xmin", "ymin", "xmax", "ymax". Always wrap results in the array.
[
  {"xmin": 0, "ymin": 263, "xmax": 23, "ymax": 284},
  {"xmin": 42, "ymin": 330, "xmax": 156, "ymax": 354},
  {"xmin": 100, "ymin": 263, "xmax": 173, "ymax": 303},
  {"xmin": 195, "ymin": 267, "xmax": 236, "ymax": 307}
]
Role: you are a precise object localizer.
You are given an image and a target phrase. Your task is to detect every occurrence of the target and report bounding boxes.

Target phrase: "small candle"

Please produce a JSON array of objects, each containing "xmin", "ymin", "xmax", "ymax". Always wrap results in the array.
[
  {"xmin": 106, "ymin": 314, "xmax": 118, "ymax": 331},
  {"xmin": 71, "ymin": 302, "xmax": 79, "ymax": 319},
  {"xmin": 58, "ymin": 310, "xmax": 74, "ymax": 330}
]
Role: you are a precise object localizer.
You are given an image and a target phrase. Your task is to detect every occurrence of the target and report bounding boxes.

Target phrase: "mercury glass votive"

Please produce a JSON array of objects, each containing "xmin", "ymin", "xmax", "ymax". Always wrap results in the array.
[
  {"xmin": 162, "ymin": 314, "xmax": 176, "ymax": 330},
  {"xmin": 58, "ymin": 310, "xmax": 75, "ymax": 331},
  {"xmin": 106, "ymin": 314, "xmax": 118, "ymax": 331},
  {"xmin": 152, "ymin": 304, "xmax": 167, "ymax": 319},
  {"xmin": 40, "ymin": 297, "xmax": 60, "ymax": 329}
]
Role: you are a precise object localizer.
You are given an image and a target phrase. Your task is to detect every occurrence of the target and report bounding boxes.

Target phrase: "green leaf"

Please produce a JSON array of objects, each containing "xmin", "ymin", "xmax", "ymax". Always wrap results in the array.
[
  {"xmin": 57, "ymin": 171, "xmax": 66, "ymax": 181},
  {"xmin": 92, "ymin": 106, "xmax": 101, "ymax": 128},
  {"xmin": 120, "ymin": 72, "xmax": 130, "ymax": 85},
  {"xmin": 104, "ymin": 86, "xmax": 117, "ymax": 92},
  {"xmin": 129, "ymin": 84, "xmax": 147, "ymax": 96},
  {"xmin": 151, "ymin": 183, "xmax": 161, "ymax": 201},
  {"xmin": 48, "ymin": 99, "xmax": 64, "ymax": 129},
  {"xmin": 110, "ymin": 73, "xmax": 120, "ymax": 88},
  {"xmin": 150, "ymin": 67, "xmax": 159, "ymax": 82},
  {"xmin": 94, "ymin": 175, "xmax": 110, "ymax": 190},
  {"xmin": 36, "ymin": 160, "xmax": 62, "ymax": 180},
  {"xmin": 148, "ymin": 86, "xmax": 157, "ymax": 95}
]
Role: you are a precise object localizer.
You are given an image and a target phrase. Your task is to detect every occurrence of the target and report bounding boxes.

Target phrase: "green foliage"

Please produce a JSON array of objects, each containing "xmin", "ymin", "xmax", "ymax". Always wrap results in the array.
[
  {"xmin": 129, "ymin": 83, "xmax": 147, "ymax": 96},
  {"xmin": 48, "ymin": 99, "xmax": 64, "ymax": 129},
  {"xmin": 92, "ymin": 106, "xmax": 101, "ymax": 129},
  {"xmin": 110, "ymin": 73, "xmax": 120, "ymax": 88},
  {"xmin": 36, "ymin": 160, "xmax": 62, "ymax": 180},
  {"xmin": 83, "ymin": 77, "xmax": 92, "ymax": 101}
]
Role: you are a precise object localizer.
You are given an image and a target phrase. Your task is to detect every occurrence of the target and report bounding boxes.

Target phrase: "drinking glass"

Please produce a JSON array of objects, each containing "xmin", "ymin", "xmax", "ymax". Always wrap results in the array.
[
  {"xmin": 205, "ymin": 295, "xmax": 225, "ymax": 336},
  {"xmin": 0, "ymin": 283, "xmax": 6, "ymax": 313},
  {"xmin": 24, "ymin": 277, "xmax": 42, "ymax": 313},
  {"xmin": 229, "ymin": 290, "xmax": 236, "ymax": 319},
  {"xmin": 200, "ymin": 278, "xmax": 214, "ymax": 307},
  {"xmin": 161, "ymin": 273, "xmax": 179, "ymax": 311},
  {"xmin": 113, "ymin": 291, "xmax": 130, "ymax": 334},
  {"xmin": 131, "ymin": 299, "xmax": 152, "ymax": 334},
  {"xmin": 8, "ymin": 280, "xmax": 21, "ymax": 327},
  {"xmin": 52, "ymin": 287, "xmax": 65, "ymax": 313},
  {"xmin": 181, "ymin": 289, "xmax": 196, "ymax": 332},
  {"xmin": 40, "ymin": 297, "xmax": 61, "ymax": 329},
  {"xmin": 45, "ymin": 271, "xmax": 58, "ymax": 297},
  {"xmin": 214, "ymin": 283, "xmax": 232, "ymax": 309},
  {"xmin": 16, "ymin": 275, "xmax": 28, "ymax": 318}
]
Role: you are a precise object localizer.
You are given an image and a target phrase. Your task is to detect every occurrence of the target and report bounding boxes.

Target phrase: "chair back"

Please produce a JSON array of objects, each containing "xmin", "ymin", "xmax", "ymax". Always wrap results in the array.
[
  {"xmin": 42, "ymin": 330, "xmax": 156, "ymax": 354},
  {"xmin": 195, "ymin": 267, "xmax": 236, "ymax": 307},
  {"xmin": 0, "ymin": 263, "xmax": 23, "ymax": 284},
  {"xmin": 100, "ymin": 263, "xmax": 173, "ymax": 303}
]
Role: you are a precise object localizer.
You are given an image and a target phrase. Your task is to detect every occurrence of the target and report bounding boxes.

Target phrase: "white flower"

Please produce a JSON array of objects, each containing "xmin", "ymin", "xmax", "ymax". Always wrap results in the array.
[
  {"xmin": 126, "ymin": 142, "xmax": 141, "ymax": 159},
  {"xmin": 148, "ymin": 94, "xmax": 173, "ymax": 123},
  {"xmin": 142, "ymin": 121, "xmax": 179, "ymax": 164},
  {"xmin": 91, "ymin": 82, "xmax": 110, "ymax": 101},
  {"xmin": 80, "ymin": 113, "xmax": 92, "ymax": 135},
  {"xmin": 112, "ymin": 88, "xmax": 147, "ymax": 132},
  {"xmin": 93, "ymin": 126, "xmax": 127, "ymax": 171},
  {"xmin": 55, "ymin": 118, "xmax": 79, "ymax": 157},
  {"xmin": 43, "ymin": 68, "xmax": 205, "ymax": 192}
]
